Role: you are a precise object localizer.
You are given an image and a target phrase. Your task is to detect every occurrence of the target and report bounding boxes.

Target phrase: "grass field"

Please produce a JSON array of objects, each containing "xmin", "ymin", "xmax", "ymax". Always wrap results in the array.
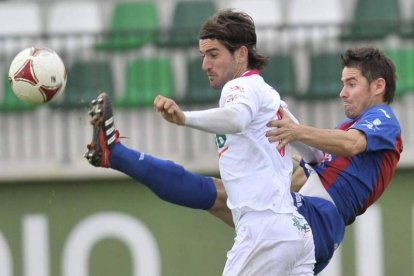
[{"xmin": 0, "ymin": 168, "xmax": 412, "ymax": 275}]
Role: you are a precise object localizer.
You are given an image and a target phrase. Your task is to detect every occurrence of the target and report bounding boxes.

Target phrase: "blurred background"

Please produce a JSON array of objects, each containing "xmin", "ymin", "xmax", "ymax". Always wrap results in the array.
[{"xmin": 0, "ymin": 0, "xmax": 413, "ymax": 275}]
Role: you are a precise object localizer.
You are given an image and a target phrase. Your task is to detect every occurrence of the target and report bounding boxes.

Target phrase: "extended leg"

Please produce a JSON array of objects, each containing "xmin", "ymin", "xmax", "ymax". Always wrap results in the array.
[{"xmin": 85, "ymin": 93, "xmax": 233, "ymax": 226}]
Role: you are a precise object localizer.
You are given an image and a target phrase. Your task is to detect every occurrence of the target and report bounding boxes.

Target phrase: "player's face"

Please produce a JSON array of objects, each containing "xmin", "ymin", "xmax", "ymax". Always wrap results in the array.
[
  {"xmin": 199, "ymin": 39, "xmax": 243, "ymax": 89},
  {"xmin": 340, "ymin": 67, "xmax": 380, "ymax": 119}
]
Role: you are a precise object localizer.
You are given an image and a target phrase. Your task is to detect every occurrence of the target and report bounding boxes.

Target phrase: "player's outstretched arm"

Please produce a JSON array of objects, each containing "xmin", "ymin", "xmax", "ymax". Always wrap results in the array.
[
  {"xmin": 266, "ymin": 108, "xmax": 367, "ymax": 157},
  {"xmin": 155, "ymin": 93, "xmax": 253, "ymax": 135},
  {"xmin": 278, "ymin": 106, "xmax": 324, "ymax": 164}
]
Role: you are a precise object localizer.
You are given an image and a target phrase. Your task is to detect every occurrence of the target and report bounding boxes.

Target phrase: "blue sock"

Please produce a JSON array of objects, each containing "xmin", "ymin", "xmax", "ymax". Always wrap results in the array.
[{"xmin": 109, "ymin": 143, "xmax": 217, "ymax": 210}]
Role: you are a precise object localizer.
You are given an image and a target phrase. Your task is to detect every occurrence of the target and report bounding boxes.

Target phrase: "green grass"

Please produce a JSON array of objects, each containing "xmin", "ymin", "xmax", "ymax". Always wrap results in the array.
[
  {"xmin": 0, "ymin": 169, "xmax": 413, "ymax": 275},
  {"xmin": 0, "ymin": 179, "xmax": 234, "ymax": 276}
]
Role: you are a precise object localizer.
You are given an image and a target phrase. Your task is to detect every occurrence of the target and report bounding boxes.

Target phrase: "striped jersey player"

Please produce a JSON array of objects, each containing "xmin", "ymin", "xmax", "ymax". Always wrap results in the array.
[
  {"xmin": 315, "ymin": 104, "xmax": 402, "ymax": 226},
  {"xmin": 294, "ymin": 103, "xmax": 402, "ymax": 273}
]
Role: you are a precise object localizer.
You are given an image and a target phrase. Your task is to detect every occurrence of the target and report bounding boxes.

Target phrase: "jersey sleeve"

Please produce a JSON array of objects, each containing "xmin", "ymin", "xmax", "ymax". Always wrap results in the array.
[
  {"xmin": 351, "ymin": 106, "xmax": 401, "ymax": 152},
  {"xmin": 183, "ymin": 104, "xmax": 253, "ymax": 134}
]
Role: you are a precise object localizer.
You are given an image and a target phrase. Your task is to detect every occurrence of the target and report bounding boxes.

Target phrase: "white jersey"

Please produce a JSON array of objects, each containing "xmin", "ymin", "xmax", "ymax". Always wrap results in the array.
[
  {"xmin": 216, "ymin": 71, "xmax": 295, "ymax": 219},
  {"xmin": 183, "ymin": 70, "xmax": 315, "ymax": 275}
]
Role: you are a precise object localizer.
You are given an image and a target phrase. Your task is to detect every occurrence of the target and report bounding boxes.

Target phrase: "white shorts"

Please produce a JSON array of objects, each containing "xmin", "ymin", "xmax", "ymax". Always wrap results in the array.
[{"xmin": 223, "ymin": 210, "xmax": 315, "ymax": 276}]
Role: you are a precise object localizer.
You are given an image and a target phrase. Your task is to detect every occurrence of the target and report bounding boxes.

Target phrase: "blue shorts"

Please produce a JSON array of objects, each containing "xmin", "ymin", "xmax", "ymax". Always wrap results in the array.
[{"xmin": 292, "ymin": 192, "xmax": 345, "ymax": 274}]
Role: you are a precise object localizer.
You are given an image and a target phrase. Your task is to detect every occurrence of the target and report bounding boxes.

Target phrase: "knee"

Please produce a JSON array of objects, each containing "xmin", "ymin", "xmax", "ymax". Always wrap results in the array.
[
  {"xmin": 212, "ymin": 177, "xmax": 227, "ymax": 209},
  {"xmin": 209, "ymin": 177, "xmax": 234, "ymax": 228}
]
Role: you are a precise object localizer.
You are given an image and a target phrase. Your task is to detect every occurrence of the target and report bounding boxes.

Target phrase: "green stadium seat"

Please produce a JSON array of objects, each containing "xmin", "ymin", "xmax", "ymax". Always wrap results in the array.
[
  {"xmin": 182, "ymin": 57, "xmax": 219, "ymax": 104},
  {"xmin": 115, "ymin": 57, "xmax": 174, "ymax": 107},
  {"xmin": 385, "ymin": 48, "xmax": 414, "ymax": 97},
  {"xmin": 95, "ymin": 2, "xmax": 159, "ymax": 51},
  {"xmin": 157, "ymin": 1, "xmax": 216, "ymax": 48},
  {"xmin": 340, "ymin": 0, "xmax": 401, "ymax": 41},
  {"xmin": 299, "ymin": 52, "xmax": 342, "ymax": 100},
  {"xmin": 0, "ymin": 73, "xmax": 35, "ymax": 112},
  {"xmin": 54, "ymin": 60, "xmax": 114, "ymax": 109},
  {"xmin": 261, "ymin": 54, "xmax": 296, "ymax": 97}
]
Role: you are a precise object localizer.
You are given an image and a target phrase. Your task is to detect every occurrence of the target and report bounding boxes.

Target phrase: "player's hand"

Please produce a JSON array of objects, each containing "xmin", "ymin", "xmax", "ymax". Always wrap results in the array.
[
  {"xmin": 266, "ymin": 107, "xmax": 300, "ymax": 149},
  {"xmin": 154, "ymin": 95, "xmax": 186, "ymax": 125}
]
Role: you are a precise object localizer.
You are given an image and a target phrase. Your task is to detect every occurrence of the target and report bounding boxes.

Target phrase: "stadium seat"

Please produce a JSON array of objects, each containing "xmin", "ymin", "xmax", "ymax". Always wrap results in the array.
[
  {"xmin": 96, "ymin": 2, "xmax": 159, "ymax": 51},
  {"xmin": 340, "ymin": 0, "xmax": 401, "ymax": 41},
  {"xmin": 182, "ymin": 57, "xmax": 219, "ymax": 104},
  {"xmin": 299, "ymin": 52, "xmax": 342, "ymax": 100},
  {"xmin": 286, "ymin": 0, "xmax": 344, "ymax": 43},
  {"xmin": 225, "ymin": 0, "xmax": 283, "ymax": 47},
  {"xmin": 261, "ymin": 54, "xmax": 297, "ymax": 97},
  {"xmin": 54, "ymin": 60, "xmax": 114, "ymax": 109},
  {"xmin": 158, "ymin": 1, "xmax": 216, "ymax": 48},
  {"xmin": 0, "ymin": 73, "xmax": 35, "ymax": 112},
  {"xmin": 46, "ymin": 1, "xmax": 104, "ymax": 51},
  {"xmin": 226, "ymin": 0, "xmax": 283, "ymax": 28},
  {"xmin": 115, "ymin": 57, "xmax": 174, "ymax": 107},
  {"xmin": 0, "ymin": 2, "xmax": 42, "ymax": 53},
  {"xmin": 47, "ymin": 1, "xmax": 103, "ymax": 34},
  {"xmin": 286, "ymin": 0, "xmax": 343, "ymax": 26},
  {"xmin": 384, "ymin": 48, "xmax": 414, "ymax": 97},
  {"xmin": 0, "ymin": 2, "xmax": 42, "ymax": 36}
]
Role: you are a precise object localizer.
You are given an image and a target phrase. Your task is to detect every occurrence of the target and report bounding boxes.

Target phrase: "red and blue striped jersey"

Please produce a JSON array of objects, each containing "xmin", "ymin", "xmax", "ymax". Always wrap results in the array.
[{"xmin": 313, "ymin": 104, "xmax": 403, "ymax": 225}]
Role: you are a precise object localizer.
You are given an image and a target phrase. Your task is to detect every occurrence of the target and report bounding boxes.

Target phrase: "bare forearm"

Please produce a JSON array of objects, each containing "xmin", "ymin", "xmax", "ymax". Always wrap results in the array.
[
  {"xmin": 294, "ymin": 125, "xmax": 365, "ymax": 156},
  {"xmin": 266, "ymin": 106, "xmax": 367, "ymax": 157}
]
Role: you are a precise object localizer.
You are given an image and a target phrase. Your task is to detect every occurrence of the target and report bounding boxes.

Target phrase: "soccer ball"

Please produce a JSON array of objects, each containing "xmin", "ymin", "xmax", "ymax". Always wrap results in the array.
[{"xmin": 8, "ymin": 47, "xmax": 67, "ymax": 104}]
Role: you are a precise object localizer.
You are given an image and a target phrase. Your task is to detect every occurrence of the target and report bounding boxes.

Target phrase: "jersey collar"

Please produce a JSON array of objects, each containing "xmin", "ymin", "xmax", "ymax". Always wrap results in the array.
[{"xmin": 241, "ymin": 69, "xmax": 260, "ymax": 77}]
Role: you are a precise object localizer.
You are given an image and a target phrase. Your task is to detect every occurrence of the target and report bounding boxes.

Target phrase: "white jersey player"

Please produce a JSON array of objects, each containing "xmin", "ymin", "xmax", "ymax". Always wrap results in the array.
[
  {"xmin": 155, "ymin": 70, "xmax": 315, "ymax": 276},
  {"xmin": 154, "ymin": 9, "xmax": 315, "ymax": 276}
]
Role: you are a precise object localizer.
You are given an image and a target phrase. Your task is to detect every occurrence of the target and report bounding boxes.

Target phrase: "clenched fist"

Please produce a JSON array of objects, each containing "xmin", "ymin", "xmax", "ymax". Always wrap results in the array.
[{"xmin": 154, "ymin": 95, "xmax": 186, "ymax": 125}]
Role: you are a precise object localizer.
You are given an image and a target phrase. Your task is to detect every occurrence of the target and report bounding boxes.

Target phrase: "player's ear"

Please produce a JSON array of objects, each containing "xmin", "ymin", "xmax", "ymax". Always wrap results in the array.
[
  {"xmin": 236, "ymin": 46, "xmax": 248, "ymax": 64},
  {"xmin": 373, "ymin": 78, "xmax": 386, "ymax": 96}
]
